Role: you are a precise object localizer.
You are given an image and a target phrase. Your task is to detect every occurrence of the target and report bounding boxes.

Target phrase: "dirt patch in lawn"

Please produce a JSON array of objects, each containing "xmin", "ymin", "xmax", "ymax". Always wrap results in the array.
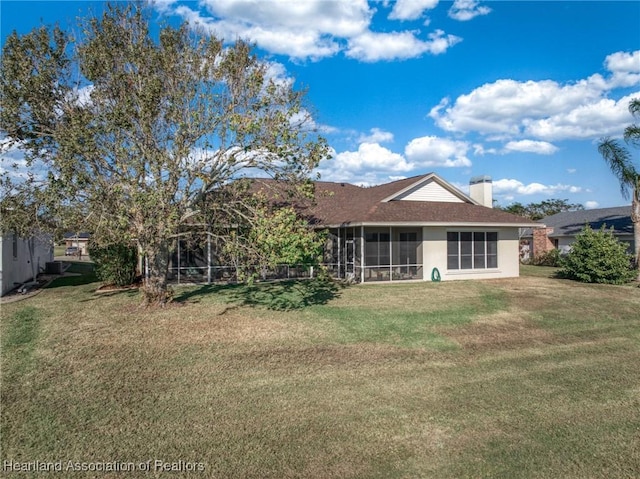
[
  {"xmin": 228, "ymin": 342, "xmax": 424, "ymax": 372},
  {"xmin": 442, "ymin": 309, "xmax": 556, "ymax": 352}
]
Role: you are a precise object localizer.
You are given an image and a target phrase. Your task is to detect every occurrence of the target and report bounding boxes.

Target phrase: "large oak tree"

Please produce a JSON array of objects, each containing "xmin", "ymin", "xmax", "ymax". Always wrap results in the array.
[{"xmin": 1, "ymin": 4, "xmax": 329, "ymax": 304}]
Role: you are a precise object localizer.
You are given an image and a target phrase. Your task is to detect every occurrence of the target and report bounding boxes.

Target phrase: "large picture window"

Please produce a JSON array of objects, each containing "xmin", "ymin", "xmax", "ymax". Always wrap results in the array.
[{"xmin": 447, "ymin": 232, "xmax": 497, "ymax": 270}]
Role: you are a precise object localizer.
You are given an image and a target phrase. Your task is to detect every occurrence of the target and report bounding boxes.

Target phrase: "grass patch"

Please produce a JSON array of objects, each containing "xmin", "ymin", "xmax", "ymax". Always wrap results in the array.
[
  {"xmin": 1, "ymin": 306, "xmax": 41, "ymax": 379},
  {"xmin": 519, "ymin": 264, "xmax": 561, "ymax": 278},
  {"xmin": 2, "ymin": 268, "xmax": 639, "ymax": 478},
  {"xmin": 306, "ymin": 285, "xmax": 507, "ymax": 349}
]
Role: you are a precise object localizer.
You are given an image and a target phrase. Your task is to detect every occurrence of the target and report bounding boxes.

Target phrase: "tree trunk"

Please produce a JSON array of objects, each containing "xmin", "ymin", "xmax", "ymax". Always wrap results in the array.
[
  {"xmin": 633, "ymin": 195, "xmax": 640, "ymax": 282},
  {"xmin": 141, "ymin": 240, "xmax": 173, "ymax": 306}
]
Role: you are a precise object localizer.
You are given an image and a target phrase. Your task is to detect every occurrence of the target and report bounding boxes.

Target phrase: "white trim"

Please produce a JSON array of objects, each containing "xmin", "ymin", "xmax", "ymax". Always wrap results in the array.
[
  {"xmin": 321, "ymin": 221, "xmax": 541, "ymax": 229},
  {"xmin": 360, "ymin": 226, "xmax": 365, "ymax": 284}
]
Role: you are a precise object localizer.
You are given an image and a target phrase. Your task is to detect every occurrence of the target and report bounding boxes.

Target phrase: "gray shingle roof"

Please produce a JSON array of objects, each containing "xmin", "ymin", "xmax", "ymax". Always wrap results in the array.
[
  {"xmin": 540, "ymin": 206, "xmax": 633, "ymax": 237},
  {"xmin": 63, "ymin": 232, "xmax": 91, "ymax": 239}
]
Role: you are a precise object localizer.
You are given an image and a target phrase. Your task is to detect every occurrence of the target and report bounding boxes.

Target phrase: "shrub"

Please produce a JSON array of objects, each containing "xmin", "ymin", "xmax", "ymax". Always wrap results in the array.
[
  {"xmin": 90, "ymin": 242, "xmax": 138, "ymax": 286},
  {"xmin": 531, "ymin": 249, "xmax": 562, "ymax": 267},
  {"xmin": 559, "ymin": 225, "xmax": 635, "ymax": 284}
]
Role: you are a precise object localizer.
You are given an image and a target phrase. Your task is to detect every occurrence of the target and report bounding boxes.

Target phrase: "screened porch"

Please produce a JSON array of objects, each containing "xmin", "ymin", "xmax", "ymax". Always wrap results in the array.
[{"xmin": 323, "ymin": 226, "xmax": 423, "ymax": 282}]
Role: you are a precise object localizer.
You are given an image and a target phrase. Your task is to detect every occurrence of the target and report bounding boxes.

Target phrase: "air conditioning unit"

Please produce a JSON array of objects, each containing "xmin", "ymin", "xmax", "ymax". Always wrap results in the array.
[{"xmin": 45, "ymin": 261, "xmax": 63, "ymax": 274}]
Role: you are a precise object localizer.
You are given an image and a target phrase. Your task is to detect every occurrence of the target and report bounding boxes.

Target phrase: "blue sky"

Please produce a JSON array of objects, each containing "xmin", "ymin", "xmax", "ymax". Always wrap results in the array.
[{"xmin": 1, "ymin": 0, "xmax": 639, "ymax": 208}]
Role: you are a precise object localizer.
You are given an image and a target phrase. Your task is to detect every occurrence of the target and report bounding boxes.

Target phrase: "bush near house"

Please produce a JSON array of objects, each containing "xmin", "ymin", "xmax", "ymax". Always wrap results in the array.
[
  {"xmin": 559, "ymin": 225, "xmax": 635, "ymax": 284},
  {"xmin": 530, "ymin": 249, "xmax": 562, "ymax": 267},
  {"xmin": 89, "ymin": 242, "xmax": 138, "ymax": 287}
]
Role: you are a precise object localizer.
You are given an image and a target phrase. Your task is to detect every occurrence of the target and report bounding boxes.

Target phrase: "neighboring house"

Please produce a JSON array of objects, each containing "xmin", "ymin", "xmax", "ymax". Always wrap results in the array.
[
  {"xmin": 254, "ymin": 173, "xmax": 540, "ymax": 283},
  {"xmin": 530, "ymin": 206, "xmax": 634, "ymax": 257},
  {"xmin": 63, "ymin": 232, "xmax": 91, "ymax": 256},
  {"xmin": 0, "ymin": 232, "xmax": 53, "ymax": 296}
]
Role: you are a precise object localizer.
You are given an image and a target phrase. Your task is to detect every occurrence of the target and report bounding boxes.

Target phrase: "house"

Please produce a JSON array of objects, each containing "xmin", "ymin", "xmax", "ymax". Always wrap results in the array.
[
  {"xmin": 255, "ymin": 173, "xmax": 540, "ymax": 283},
  {"xmin": 62, "ymin": 232, "xmax": 91, "ymax": 256},
  {"xmin": 0, "ymin": 232, "xmax": 53, "ymax": 296},
  {"xmin": 531, "ymin": 206, "xmax": 634, "ymax": 257}
]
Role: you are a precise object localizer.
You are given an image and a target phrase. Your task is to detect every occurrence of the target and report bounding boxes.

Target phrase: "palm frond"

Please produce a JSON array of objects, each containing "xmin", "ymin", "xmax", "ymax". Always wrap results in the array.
[
  {"xmin": 597, "ymin": 137, "xmax": 637, "ymax": 200},
  {"xmin": 628, "ymin": 98, "xmax": 640, "ymax": 118},
  {"xmin": 624, "ymin": 124, "xmax": 640, "ymax": 147}
]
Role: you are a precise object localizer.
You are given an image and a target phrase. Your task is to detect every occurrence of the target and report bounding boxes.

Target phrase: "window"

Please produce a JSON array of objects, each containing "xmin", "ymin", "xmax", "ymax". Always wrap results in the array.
[{"xmin": 447, "ymin": 232, "xmax": 497, "ymax": 270}]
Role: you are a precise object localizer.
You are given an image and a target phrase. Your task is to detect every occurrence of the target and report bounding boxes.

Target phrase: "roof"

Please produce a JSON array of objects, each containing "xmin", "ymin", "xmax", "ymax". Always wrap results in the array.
[
  {"xmin": 63, "ymin": 232, "xmax": 91, "ymax": 239},
  {"xmin": 253, "ymin": 173, "xmax": 538, "ymax": 228},
  {"xmin": 537, "ymin": 206, "xmax": 633, "ymax": 237}
]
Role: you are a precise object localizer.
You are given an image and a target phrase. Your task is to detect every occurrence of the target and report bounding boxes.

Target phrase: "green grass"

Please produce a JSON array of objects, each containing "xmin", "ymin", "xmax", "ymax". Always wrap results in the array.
[
  {"xmin": 2, "ymin": 269, "xmax": 639, "ymax": 478},
  {"xmin": 1, "ymin": 306, "xmax": 41, "ymax": 379}
]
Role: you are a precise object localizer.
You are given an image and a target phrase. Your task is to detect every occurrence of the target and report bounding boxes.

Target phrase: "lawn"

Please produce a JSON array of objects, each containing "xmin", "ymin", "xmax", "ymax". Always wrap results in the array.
[{"xmin": 2, "ymin": 266, "xmax": 639, "ymax": 478}]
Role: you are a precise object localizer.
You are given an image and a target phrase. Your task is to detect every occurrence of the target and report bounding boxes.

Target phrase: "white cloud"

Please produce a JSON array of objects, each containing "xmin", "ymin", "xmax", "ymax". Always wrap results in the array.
[
  {"xmin": 585, "ymin": 201, "xmax": 600, "ymax": 209},
  {"xmin": 604, "ymin": 50, "xmax": 640, "ymax": 88},
  {"xmin": 472, "ymin": 144, "xmax": 497, "ymax": 156},
  {"xmin": 315, "ymin": 135, "xmax": 471, "ymax": 184},
  {"xmin": 503, "ymin": 140, "xmax": 558, "ymax": 155},
  {"xmin": 337, "ymin": 142, "xmax": 413, "ymax": 171},
  {"xmin": 429, "ymin": 51, "xmax": 640, "ymax": 142},
  {"xmin": 316, "ymin": 148, "xmax": 409, "ymax": 185},
  {"xmin": 425, "ymin": 29, "xmax": 463, "ymax": 55},
  {"xmin": 263, "ymin": 61, "xmax": 294, "ymax": 88},
  {"xmin": 158, "ymin": 0, "xmax": 463, "ymax": 62},
  {"xmin": 173, "ymin": 3, "xmax": 344, "ymax": 60},
  {"xmin": 448, "ymin": 0, "xmax": 491, "ymax": 21},
  {"xmin": 404, "ymin": 136, "xmax": 472, "ymax": 167},
  {"xmin": 524, "ymin": 93, "xmax": 639, "ymax": 140},
  {"xmin": 346, "ymin": 29, "xmax": 460, "ymax": 62},
  {"xmin": 389, "ymin": 0, "xmax": 439, "ymax": 21},
  {"xmin": 149, "ymin": 0, "xmax": 178, "ymax": 14},
  {"xmin": 567, "ymin": 168, "xmax": 577, "ymax": 174},
  {"xmin": 199, "ymin": 0, "xmax": 372, "ymax": 38},
  {"xmin": 288, "ymin": 109, "xmax": 337, "ymax": 134},
  {"xmin": 0, "ymin": 140, "xmax": 47, "ymax": 183},
  {"xmin": 430, "ymin": 78, "xmax": 605, "ymax": 134},
  {"xmin": 493, "ymin": 178, "xmax": 582, "ymax": 196},
  {"xmin": 358, "ymin": 128, "xmax": 394, "ymax": 144}
]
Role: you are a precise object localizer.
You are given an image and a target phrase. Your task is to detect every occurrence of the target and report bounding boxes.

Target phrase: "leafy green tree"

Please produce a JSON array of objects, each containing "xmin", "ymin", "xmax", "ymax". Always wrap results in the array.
[
  {"xmin": 90, "ymin": 241, "xmax": 138, "ymax": 287},
  {"xmin": 250, "ymin": 205, "xmax": 325, "ymax": 268},
  {"xmin": 498, "ymin": 199, "xmax": 583, "ymax": 220},
  {"xmin": 598, "ymin": 98, "xmax": 640, "ymax": 281},
  {"xmin": 559, "ymin": 225, "xmax": 635, "ymax": 284},
  {"xmin": 1, "ymin": 4, "xmax": 329, "ymax": 305},
  {"xmin": 499, "ymin": 202, "xmax": 528, "ymax": 217}
]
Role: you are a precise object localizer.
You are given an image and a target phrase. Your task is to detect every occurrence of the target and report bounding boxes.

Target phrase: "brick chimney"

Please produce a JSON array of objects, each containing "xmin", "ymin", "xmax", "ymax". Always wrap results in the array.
[{"xmin": 533, "ymin": 227, "xmax": 555, "ymax": 257}]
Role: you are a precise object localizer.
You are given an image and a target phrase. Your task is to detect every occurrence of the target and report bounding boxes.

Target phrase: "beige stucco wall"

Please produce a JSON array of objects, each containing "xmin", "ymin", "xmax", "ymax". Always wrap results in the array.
[{"xmin": 422, "ymin": 226, "xmax": 520, "ymax": 281}]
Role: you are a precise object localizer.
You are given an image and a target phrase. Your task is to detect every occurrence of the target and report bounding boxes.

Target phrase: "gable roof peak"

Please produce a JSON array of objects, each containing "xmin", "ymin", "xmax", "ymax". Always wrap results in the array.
[{"xmin": 379, "ymin": 172, "xmax": 477, "ymax": 205}]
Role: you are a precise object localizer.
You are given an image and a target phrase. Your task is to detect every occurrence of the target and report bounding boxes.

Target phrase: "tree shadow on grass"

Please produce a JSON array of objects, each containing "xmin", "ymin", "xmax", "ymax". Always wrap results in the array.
[
  {"xmin": 45, "ymin": 263, "xmax": 98, "ymax": 289},
  {"xmin": 174, "ymin": 278, "xmax": 345, "ymax": 311}
]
